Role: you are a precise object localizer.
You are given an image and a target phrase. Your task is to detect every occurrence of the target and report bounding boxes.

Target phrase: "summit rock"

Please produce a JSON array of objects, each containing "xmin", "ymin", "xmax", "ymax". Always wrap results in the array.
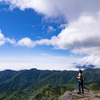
[{"xmin": 58, "ymin": 89, "xmax": 100, "ymax": 100}]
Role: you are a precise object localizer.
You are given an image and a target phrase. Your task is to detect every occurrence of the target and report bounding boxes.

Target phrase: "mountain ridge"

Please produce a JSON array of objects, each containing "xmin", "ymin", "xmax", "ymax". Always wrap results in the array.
[
  {"xmin": 0, "ymin": 68, "xmax": 100, "ymax": 91},
  {"xmin": 0, "ymin": 68, "xmax": 100, "ymax": 100}
]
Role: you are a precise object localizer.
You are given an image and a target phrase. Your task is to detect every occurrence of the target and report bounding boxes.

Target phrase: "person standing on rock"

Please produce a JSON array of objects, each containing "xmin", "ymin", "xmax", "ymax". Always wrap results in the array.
[{"xmin": 76, "ymin": 70, "xmax": 84, "ymax": 94}]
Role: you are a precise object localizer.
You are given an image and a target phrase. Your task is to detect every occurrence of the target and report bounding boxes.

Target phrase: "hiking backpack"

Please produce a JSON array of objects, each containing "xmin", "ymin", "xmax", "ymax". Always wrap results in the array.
[{"xmin": 81, "ymin": 74, "xmax": 85, "ymax": 81}]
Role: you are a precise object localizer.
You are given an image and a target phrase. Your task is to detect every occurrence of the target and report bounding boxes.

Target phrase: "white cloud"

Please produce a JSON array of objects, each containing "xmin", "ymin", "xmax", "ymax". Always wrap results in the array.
[
  {"xmin": 71, "ymin": 47, "xmax": 100, "ymax": 56},
  {"xmin": 0, "ymin": 56, "xmax": 79, "ymax": 71},
  {"xmin": 1, "ymin": 0, "xmax": 100, "ymax": 69},
  {"xmin": 6, "ymin": 38, "xmax": 16, "ymax": 44},
  {"xmin": 41, "ymin": 53, "xmax": 51, "ymax": 57},
  {"xmin": 1, "ymin": 1, "xmax": 100, "ymax": 54},
  {"xmin": 47, "ymin": 26, "xmax": 56, "ymax": 32},
  {"xmin": 0, "ymin": 62, "xmax": 78, "ymax": 71},
  {"xmin": 17, "ymin": 37, "xmax": 36, "ymax": 48},
  {"xmin": 1, "ymin": 0, "xmax": 100, "ymax": 21},
  {"xmin": 59, "ymin": 24, "xmax": 67, "ymax": 29},
  {"xmin": 35, "ymin": 12, "xmax": 100, "ymax": 67},
  {"xmin": 35, "ymin": 13, "xmax": 100, "ymax": 51},
  {"xmin": 0, "ymin": 30, "xmax": 5, "ymax": 46},
  {"xmin": 15, "ymin": 12, "xmax": 100, "ymax": 57},
  {"xmin": 0, "ymin": 30, "xmax": 16, "ymax": 46},
  {"xmin": 77, "ymin": 55, "xmax": 100, "ymax": 68}
]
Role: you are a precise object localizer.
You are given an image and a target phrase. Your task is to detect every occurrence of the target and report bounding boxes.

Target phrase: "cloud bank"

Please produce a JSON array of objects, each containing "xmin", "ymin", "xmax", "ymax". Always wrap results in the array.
[{"xmin": 0, "ymin": 56, "xmax": 79, "ymax": 71}]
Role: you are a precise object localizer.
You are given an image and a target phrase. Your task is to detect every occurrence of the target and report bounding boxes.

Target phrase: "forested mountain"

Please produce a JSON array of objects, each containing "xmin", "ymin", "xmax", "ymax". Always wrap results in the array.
[
  {"xmin": 0, "ymin": 68, "xmax": 100, "ymax": 100},
  {"xmin": 0, "ymin": 89, "xmax": 29, "ymax": 100},
  {"xmin": 0, "ymin": 68, "xmax": 100, "ymax": 91},
  {"xmin": 0, "ymin": 68, "xmax": 78, "ymax": 91},
  {"xmin": 0, "ymin": 70, "xmax": 18, "ymax": 83},
  {"xmin": 0, "ymin": 83, "xmax": 77, "ymax": 100}
]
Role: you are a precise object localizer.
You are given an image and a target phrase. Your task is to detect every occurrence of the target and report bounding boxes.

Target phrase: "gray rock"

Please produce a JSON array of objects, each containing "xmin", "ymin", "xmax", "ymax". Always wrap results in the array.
[{"xmin": 58, "ymin": 89, "xmax": 100, "ymax": 100}]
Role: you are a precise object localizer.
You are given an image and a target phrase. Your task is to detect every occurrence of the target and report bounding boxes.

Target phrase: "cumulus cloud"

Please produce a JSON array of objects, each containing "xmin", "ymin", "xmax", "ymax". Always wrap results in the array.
[
  {"xmin": 77, "ymin": 55, "xmax": 100, "ymax": 68},
  {"xmin": 1, "ymin": 0, "xmax": 100, "ymax": 53},
  {"xmin": 35, "ymin": 13, "xmax": 100, "ymax": 51},
  {"xmin": 0, "ymin": 30, "xmax": 16, "ymax": 46},
  {"xmin": 1, "ymin": 0, "xmax": 100, "ymax": 21},
  {"xmin": 36, "ymin": 12, "xmax": 100, "ymax": 68},
  {"xmin": 15, "ymin": 12, "xmax": 100, "ymax": 56},
  {"xmin": 17, "ymin": 37, "xmax": 36, "ymax": 48}
]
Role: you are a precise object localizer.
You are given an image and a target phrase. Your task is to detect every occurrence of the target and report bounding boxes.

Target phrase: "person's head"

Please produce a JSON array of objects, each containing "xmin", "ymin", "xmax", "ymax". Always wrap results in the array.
[{"xmin": 79, "ymin": 70, "xmax": 82, "ymax": 74}]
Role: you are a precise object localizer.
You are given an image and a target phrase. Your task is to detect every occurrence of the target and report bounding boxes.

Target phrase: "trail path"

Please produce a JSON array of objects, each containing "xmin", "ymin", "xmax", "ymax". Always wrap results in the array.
[{"xmin": 59, "ymin": 89, "xmax": 100, "ymax": 100}]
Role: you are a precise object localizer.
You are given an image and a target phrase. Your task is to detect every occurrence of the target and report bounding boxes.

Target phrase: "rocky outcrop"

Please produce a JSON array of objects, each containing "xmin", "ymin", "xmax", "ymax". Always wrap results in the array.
[{"xmin": 58, "ymin": 89, "xmax": 100, "ymax": 100}]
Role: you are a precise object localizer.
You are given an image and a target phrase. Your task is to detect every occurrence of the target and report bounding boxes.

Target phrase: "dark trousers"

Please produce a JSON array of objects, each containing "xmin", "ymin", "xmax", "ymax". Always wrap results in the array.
[{"xmin": 78, "ymin": 81, "xmax": 84, "ymax": 93}]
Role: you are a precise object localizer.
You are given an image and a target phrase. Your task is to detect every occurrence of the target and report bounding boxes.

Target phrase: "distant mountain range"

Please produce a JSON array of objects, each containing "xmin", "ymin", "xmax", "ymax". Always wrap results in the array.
[
  {"xmin": 0, "ymin": 68, "xmax": 78, "ymax": 91},
  {"xmin": 0, "ymin": 68, "xmax": 100, "ymax": 91},
  {"xmin": 0, "ymin": 68, "xmax": 100, "ymax": 100}
]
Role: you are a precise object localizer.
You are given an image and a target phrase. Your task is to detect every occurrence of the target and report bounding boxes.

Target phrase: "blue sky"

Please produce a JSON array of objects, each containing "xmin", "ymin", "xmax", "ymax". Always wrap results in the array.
[
  {"xmin": 0, "ymin": 7, "xmax": 71, "ymax": 57},
  {"xmin": 0, "ymin": 0, "xmax": 100, "ymax": 70}
]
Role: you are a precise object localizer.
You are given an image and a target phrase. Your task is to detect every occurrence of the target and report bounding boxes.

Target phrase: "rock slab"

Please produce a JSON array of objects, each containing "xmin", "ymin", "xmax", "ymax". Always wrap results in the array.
[{"xmin": 58, "ymin": 89, "xmax": 100, "ymax": 100}]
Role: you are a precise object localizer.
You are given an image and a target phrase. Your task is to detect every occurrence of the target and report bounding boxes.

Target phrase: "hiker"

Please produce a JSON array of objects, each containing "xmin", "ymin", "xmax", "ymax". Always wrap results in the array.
[{"xmin": 76, "ymin": 70, "xmax": 84, "ymax": 94}]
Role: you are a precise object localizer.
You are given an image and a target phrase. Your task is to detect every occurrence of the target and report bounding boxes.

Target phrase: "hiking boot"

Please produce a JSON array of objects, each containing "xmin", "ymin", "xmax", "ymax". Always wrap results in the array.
[{"xmin": 77, "ymin": 92, "xmax": 81, "ymax": 94}]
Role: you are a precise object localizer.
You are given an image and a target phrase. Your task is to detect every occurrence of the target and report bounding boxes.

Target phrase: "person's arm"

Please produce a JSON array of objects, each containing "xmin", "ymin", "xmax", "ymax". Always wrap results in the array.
[{"xmin": 77, "ymin": 73, "xmax": 81, "ymax": 80}]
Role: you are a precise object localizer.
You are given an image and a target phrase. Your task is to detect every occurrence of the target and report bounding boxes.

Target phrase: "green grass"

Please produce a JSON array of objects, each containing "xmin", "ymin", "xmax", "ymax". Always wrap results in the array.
[{"xmin": 92, "ymin": 91, "xmax": 100, "ymax": 94}]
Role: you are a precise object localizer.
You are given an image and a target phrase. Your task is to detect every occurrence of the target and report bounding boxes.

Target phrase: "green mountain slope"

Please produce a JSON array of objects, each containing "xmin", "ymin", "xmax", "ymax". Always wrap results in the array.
[
  {"xmin": 0, "ymin": 68, "xmax": 100, "ymax": 92},
  {"xmin": 0, "ymin": 69, "xmax": 56, "ymax": 91},
  {"xmin": 27, "ymin": 83, "xmax": 77, "ymax": 100},
  {"xmin": 0, "ymin": 68, "xmax": 100, "ymax": 100},
  {"xmin": 28, "ymin": 83, "xmax": 67, "ymax": 100},
  {"xmin": 84, "ymin": 82, "xmax": 100, "ymax": 91},
  {"xmin": 0, "ymin": 89, "xmax": 29, "ymax": 100},
  {"xmin": 83, "ymin": 69, "xmax": 100, "ymax": 83},
  {"xmin": 0, "ymin": 83, "xmax": 76, "ymax": 100},
  {"xmin": 0, "ymin": 82, "xmax": 99, "ymax": 100},
  {"xmin": 0, "ymin": 70, "xmax": 18, "ymax": 83},
  {"xmin": 37, "ymin": 71, "xmax": 78, "ymax": 85}
]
